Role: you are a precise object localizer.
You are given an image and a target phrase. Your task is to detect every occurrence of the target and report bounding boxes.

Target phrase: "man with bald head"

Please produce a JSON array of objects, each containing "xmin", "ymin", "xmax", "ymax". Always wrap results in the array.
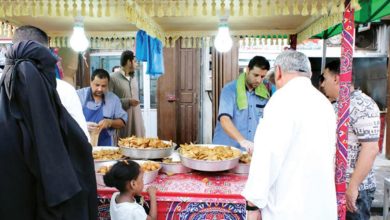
[{"xmin": 242, "ymin": 50, "xmax": 337, "ymax": 220}]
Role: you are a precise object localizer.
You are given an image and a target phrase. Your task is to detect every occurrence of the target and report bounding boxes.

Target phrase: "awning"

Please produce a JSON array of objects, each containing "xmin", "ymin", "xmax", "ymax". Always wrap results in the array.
[{"xmin": 298, "ymin": 0, "xmax": 390, "ymax": 41}]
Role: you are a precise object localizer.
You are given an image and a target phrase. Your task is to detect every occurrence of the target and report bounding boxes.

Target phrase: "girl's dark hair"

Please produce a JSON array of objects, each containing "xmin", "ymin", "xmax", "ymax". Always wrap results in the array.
[{"xmin": 103, "ymin": 160, "xmax": 141, "ymax": 192}]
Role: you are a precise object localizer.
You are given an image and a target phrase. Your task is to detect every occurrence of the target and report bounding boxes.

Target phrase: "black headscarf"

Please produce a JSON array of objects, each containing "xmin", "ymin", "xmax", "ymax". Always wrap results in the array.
[{"xmin": 0, "ymin": 41, "xmax": 97, "ymax": 219}]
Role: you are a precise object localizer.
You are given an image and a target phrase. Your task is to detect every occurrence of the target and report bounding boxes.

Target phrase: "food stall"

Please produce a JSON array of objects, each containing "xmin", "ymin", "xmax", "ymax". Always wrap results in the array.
[
  {"xmin": 93, "ymin": 138, "xmax": 251, "ymax": 219},
  {"xmin": 1, "ymin": 1, "xmax": 389, "ymax": 220}
]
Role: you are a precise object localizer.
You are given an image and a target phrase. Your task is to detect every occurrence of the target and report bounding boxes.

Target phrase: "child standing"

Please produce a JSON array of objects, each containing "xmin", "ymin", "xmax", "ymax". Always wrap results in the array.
[{"xmin": 104, "ymin": 160, "xmax": 157, "ymax": 220}]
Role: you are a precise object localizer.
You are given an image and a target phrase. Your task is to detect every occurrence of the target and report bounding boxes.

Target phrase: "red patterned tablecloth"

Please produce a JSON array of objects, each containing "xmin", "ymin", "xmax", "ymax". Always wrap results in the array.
[{"xmin": 98, "ymin": 172, "xmax": 248, "ymax": 220}]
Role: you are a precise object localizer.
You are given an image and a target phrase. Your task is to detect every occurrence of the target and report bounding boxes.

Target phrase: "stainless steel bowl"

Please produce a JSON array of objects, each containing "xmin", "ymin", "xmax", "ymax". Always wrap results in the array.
[
  {"xmin": 95, "ymin": 160, "xmax": 118, "ymax": 186},
  {"xmin": 134, "ymin": 160, "xmax": 161, "ymax": 184},
  {"xmin": 230, "ymin": 163, "xmax": 250, "ymax": 174},
  {"xmin": 179, "ymin": 144, "xmax": 241, "ymax": 172},
  {"xmin": 93, "ymin": 147, "xmax": 122, "ymax": 170},
  {"xmin": 120, "ymin": 141, "xmax": 176, "ymax": 159},
  {"xmin": 143, "ymin": 168, "xmax": 160, "ymax": 184},
  {"xmin": 161, "ymin": 162, "xmax": 192, "ymax": 174}
]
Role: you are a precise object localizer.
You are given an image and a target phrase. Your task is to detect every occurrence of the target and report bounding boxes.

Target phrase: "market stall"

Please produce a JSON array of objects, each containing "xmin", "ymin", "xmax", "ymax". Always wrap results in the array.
[{"xmin": 1, "ymin": 1, "xmax": 390, "ymax": 220}]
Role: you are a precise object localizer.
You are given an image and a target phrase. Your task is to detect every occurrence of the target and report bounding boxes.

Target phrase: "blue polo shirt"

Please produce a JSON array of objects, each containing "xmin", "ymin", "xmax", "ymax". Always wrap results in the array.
[
  {"xmin": 76, "ymin": 87, "xmax": 128, "ymax": 138},
  {"xmin": 212, "ymin": 80, "xmax": 268, "ymax": 150}
]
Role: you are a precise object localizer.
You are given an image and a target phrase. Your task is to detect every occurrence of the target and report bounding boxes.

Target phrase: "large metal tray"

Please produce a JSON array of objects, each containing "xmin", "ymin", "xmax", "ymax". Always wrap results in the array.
[
  {"xmin": 120, "ymin": 141, "xmax": 176, "ymax": 159},
  {"xmin": 179, "ymin": 144, "xmax": 241, "ymax": 172}
]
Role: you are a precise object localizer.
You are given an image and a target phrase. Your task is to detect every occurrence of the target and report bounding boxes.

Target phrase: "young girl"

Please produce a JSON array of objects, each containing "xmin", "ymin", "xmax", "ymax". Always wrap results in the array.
[{"xmin": 104, "ymin": 160, "xmax": 157, "ymax": 220}]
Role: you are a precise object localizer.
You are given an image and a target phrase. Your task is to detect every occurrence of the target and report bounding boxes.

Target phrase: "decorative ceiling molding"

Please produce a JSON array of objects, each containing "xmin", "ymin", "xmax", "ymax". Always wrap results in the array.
[
  {"xmin": 0, "ymin": 0, "xmax": 362, "ymax": 44},
  {"xmin": 123, "ymin": 0, "xmax": 165, "ymax": 41},
  {"xmin": 297, "ymin": 12, "xmax": 343, "ymax": 43}
]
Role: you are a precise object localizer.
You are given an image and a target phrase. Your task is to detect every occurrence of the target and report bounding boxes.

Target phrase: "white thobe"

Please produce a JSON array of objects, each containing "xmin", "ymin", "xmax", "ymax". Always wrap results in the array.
[
  {"xmin": 242, "ymin": 77, "xmax": 337, "ymax": 220},
  {"xmin": 56, "ymin": 79, "xmax": 90, "ymax": 142}
]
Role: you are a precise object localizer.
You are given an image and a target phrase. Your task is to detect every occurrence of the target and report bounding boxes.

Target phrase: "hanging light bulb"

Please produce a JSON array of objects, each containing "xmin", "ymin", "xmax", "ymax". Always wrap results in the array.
[
  {"xmin": 214, "ymin": 16, "xmax": 233, "ymax": 53},
  {"xmin": 70, "ymin": 16, "xmax": 89, "ymax": 52}
]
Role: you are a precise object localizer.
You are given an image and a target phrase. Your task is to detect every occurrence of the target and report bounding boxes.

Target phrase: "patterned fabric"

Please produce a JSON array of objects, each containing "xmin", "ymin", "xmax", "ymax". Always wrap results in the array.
[
  {"xmin": 97, "ymin": 198, "xmax": 246, "ymax": 220},
  {"xmin": 334, "ymin": 90, "xmax": 380, "ymax": 191},
  {"xmin": 337, "ymin": 3, "xmax": 355, "ymax": 219},
  {"xmin": 97, "ymin": 172, "xmax": 247, "ymax": 220}
]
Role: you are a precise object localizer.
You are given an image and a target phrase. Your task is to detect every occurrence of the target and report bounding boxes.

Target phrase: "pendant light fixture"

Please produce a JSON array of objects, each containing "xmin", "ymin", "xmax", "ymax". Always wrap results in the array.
[
  {"xmin": 70, "ymin": 15, "xmax": 89, "ymax": 52},
  {"xmin": 214, "ymin": 16, "xmax": 233, "ymax": 53}
]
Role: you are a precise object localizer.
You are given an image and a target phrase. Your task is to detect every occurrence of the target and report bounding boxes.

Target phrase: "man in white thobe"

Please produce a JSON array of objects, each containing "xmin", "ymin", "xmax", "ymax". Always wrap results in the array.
[{"xmin": 242, "ymin": 50, "xmax": 337, "ymax": 220}]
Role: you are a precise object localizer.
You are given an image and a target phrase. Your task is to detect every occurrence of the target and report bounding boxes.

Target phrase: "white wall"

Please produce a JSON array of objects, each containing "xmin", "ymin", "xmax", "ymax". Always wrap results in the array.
[
  {"xmin": 141, "ymin": 109, "xmax": 157, "ymax": 138},
  {"xmin": 142, "ymin": 63, "xmax": 157, "ymax": 138},
  {"xmin": 200, "ymin": 43, "xmax": 213, "ymax": 144}
]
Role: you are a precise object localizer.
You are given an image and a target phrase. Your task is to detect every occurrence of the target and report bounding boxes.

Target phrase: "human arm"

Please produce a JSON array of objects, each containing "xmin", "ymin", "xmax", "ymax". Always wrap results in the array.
[
  {"xmin": 105, "ymin": 92, "xmax": 128, "ymax": 128},
  {"xmin": 346, "ymin": 100, "xmax": 380, "ymax": 212},
  {"xmin": 220, "ymin": 115, "xmax": 254, "ymax": 153},
  {"xmin": 220, "ymin": 115, "xmax": 245, "ymax": 143},
  {"xmin": 217, "ymin": 82, "xmax": 254, "ymax": 151},
  {"xmin": 346, "ymin": 141, "xmax": 379, "ymax": 212},
  {"xmin": 130, "ymin": 99, "xmax": 140, "ymax": 106},
  {"xmin": 98, "ymin": 118, "xmax": 125, "ymax": 130},
  {"xmin": 146, "ymin": 186, "xmax": 157, "ymax": 220}
]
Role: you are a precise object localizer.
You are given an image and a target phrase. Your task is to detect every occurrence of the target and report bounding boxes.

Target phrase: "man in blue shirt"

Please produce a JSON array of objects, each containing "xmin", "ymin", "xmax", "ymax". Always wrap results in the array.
[
  {"xmin": 213, "ymin": 56, "xmax": 271, "ymax": 153},
  {"xmin": 77, "ymin": 69, "xmax": 127, "ymax": 146}
]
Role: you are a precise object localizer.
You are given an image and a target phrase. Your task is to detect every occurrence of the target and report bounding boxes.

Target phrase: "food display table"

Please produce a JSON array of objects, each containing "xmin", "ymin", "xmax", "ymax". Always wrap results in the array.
[{"xmin": 97, "ymin": 172, "xmax": 248, "ymax": 220}]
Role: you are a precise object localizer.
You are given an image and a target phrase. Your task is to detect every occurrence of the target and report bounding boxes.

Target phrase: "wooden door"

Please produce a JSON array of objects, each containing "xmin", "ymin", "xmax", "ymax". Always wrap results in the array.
[
  {"xmin": 177, "ymin": 47, "xmax": 201, "ymax": 144},
  {"xmin": 157, "ymin": 40, "xmax": 200, "ymax": 145},
  {"xmin": 157, "ymin": 46, "xmax": 178, "ymax": 142}
]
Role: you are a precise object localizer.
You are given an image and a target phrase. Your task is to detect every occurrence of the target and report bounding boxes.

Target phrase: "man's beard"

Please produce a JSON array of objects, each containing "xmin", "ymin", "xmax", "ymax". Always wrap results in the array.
[{"xmin": 93, "ymin": 91, "xmax": 103, "ymax": 97}]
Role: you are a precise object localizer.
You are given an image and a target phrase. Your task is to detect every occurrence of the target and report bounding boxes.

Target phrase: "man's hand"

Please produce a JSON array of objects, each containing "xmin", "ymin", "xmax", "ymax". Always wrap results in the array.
[
  {"xmin": 130, "ymin": 99, "xmax": 140, "ymax": 106},
  {"xmin": 98, "ymin": 119, "xmax": 113, "ymax": 130},
  {"xmin": 239, "ymin": 139, "xmax": 254, "ymax": 154},
  {"xmin": 346, "ymin": 185, "xmax": 358, "ymax": 212},
  {"xmin": 86, "ymin": 121, "xmax": 99, "ymax": 132}
]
